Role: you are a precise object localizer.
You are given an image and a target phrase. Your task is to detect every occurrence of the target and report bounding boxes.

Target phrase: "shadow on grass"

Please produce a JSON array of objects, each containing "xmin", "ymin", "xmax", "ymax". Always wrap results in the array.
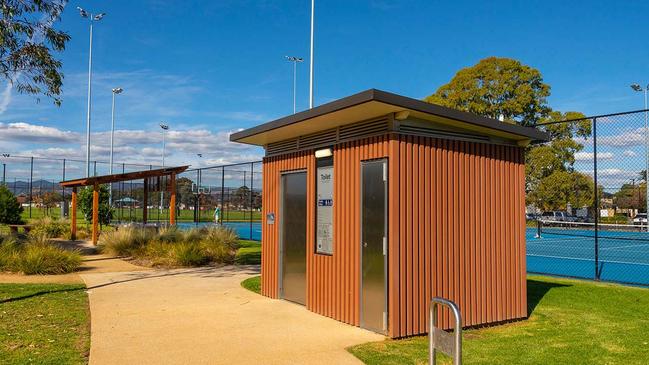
[{"xmin": 527, "ymin": 279, "xmax": 570, "ymax": 316}]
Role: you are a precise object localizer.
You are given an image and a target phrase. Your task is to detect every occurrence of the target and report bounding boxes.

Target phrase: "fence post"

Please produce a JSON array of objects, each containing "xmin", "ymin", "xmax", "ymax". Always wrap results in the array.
[
  {"xmin": 220, "ymin": 166, "xmax": 225, "ymax": 225},
  {"xmin": 593, "ymin": 117, "xmax": 600, "ymax": 281},
  {"xmin": 250, "ymin": 162, "xmax": 254, "ymax": 240},
  {"xmin": 29, "ymin": 157, "xmax": 33, "ymax": 218},
  {"xmin": 2, "ymin": 163, "xmax": 5, "ymax": 186}
]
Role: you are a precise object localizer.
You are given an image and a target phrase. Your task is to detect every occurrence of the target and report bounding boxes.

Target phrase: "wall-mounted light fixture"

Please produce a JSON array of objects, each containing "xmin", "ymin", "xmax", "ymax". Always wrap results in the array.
[{"xmin": 315, "ymin": 148, "xmax": 332, "ymax": 158}]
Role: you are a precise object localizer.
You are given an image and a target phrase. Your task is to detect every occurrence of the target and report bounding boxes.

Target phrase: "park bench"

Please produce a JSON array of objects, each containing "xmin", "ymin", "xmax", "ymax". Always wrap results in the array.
[{"xmin": 8, "ymin": 224, "xmax": 32, "ymax": 234}]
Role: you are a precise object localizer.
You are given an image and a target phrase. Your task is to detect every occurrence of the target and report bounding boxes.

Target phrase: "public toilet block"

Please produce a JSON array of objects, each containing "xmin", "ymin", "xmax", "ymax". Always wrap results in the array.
[{"xmin": 230, "ymin": 89, "xmax": 548, "ymax": 338}]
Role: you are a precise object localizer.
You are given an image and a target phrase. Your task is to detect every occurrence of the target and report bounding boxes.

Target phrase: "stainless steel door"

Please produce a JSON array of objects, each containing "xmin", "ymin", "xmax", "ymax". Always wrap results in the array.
[
  {"xmin": 280, "ymin": 171, "xmax": 307, "ymax": 305},
  {"xmin": 361, "ymin": 159, "xmax": 387, "ymax": 333}
]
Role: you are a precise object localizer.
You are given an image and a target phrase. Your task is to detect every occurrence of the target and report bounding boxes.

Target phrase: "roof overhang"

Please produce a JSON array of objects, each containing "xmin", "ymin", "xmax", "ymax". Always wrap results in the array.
[
  {"xmin": 59, "ymin": 166, "xmax": 189, "ymax": 188},
  {"xmin": 230, "ymin": 89, "xmax": 549, "ymax": 146}
]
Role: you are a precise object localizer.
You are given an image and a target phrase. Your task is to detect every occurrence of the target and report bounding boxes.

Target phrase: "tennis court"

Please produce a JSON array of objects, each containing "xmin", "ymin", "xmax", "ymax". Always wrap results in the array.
[{"xmin": 527, "ymin": 221, "xmax": 649, "ymax": 286}]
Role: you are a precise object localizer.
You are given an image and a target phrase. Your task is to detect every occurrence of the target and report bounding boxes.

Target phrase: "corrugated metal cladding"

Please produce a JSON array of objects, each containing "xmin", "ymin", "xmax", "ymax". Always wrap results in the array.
[{"xmin": 261, "ymin": 134, "xmax": 526, "ymax": 338}]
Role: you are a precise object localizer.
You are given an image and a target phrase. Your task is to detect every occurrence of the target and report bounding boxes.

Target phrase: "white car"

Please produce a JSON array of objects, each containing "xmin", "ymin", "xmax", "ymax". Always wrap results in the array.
[{"xmin": 633, "ymin": 213, "xmax": 647, "ymax": 226}]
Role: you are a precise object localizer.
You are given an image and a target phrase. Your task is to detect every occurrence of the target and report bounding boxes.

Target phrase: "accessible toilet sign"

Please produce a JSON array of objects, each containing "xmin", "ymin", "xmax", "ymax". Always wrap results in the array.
[{"xmin": 316, "ymin": 166, "xmax": 334, "ymax": 254}]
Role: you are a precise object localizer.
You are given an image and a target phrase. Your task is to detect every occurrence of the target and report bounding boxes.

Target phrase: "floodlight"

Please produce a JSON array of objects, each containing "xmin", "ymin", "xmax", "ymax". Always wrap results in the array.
[
  {"xmin": 112, "ymin": 87, "xmax": 123, "ymax": 94},
  {"xmin": 160, "ymin": 123, "xmax": 169, "ymax": 130},
  {"xmin": 631, "ymin": 83, "xmax": 643, "ymax": 92},
  {"xmin": 94, "ymin": 13, "xmax": 106, "ymax": 21},
  {"xmin": 77, "ymin": 7, "xmax": 88, "ymax": 18}
]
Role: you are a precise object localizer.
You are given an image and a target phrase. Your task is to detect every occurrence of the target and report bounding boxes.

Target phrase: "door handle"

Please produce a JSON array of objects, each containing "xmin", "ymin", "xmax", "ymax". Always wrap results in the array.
[{"xmin": 363, "ymin": 242, "xmax": 368, "ymax": 248}]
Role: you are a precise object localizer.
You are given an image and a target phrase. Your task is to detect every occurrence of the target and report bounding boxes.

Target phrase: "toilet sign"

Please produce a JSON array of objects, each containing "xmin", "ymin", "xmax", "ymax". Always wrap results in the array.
[{"xmin": 316, "ymin": 166, "xmax": 334, "ymax": 254}]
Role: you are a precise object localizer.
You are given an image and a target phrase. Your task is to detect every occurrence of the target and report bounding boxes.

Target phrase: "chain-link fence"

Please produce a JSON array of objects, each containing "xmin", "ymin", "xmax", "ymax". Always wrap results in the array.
[
  {"xmin": 0, "ymin": 154, "xmax": 262, "ymax": 240},
  {"xmin": 0, "ymin": 154, "xmax": 162, "ymax": 219},
  {"xmin": 528, "ymin": 109, "xmax": 649, "ymax": 286}
]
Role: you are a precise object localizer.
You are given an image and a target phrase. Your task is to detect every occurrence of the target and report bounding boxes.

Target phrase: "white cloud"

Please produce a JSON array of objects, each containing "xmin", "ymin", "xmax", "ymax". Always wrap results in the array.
[
  {"xmin": 574, "ymin": 151, "xmax": 613, "ymax": 161},
  {"xmin": 0, "ymin": 122, "xmax": 80, "ymax": 143},
  {"xmin": 1, "ymin": 122, "xmax": 263, "ymax": 172},
  {"xmin": 623, "ymin": 150, "xmax": 637, "ymax": 157},
  {"xmin": 596, "ymin": 127, "xmax": 646, "ymax": 147}
]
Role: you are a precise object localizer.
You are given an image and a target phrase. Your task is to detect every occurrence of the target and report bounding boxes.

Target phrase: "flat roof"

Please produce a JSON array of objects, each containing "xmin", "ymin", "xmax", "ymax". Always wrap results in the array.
[
  {"xmin": 230, "ymin": 89, "xmax": 549, "ymax": 146},
  {"xmin": 59, "ymin": 166, "xmax": 189, "ymax": 188}
]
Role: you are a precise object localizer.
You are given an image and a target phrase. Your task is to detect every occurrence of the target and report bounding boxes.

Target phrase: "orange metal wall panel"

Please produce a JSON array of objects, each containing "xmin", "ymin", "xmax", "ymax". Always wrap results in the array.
[{"xmin": 389, "ymin": 135, "xmax": 527, "ymax": 337}]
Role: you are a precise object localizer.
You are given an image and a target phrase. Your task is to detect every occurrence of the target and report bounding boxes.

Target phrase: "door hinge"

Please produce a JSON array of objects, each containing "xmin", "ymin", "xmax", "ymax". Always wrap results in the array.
[{"xmin": 383, "ymin": 236, "xmax": 387, "ymax": 255}]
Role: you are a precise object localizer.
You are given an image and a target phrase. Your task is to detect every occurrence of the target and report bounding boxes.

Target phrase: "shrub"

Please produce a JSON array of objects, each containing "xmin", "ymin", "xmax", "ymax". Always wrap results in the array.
[
  {"xmin": 171, "ymin": 242, "xmax": 209, "ymax": 267},
  {"xmin": 99, "ymin": 227, "xmax": 152, "ymax": 256},
  {"xmin": 0, "ymin": 236, "xmax": 22, "ymax": 272},
  {"xmin": 30, "ymin": 217, "xmax": 69, "ymax": 238},
  {"xmin": 20, "ymin": 239, "xmax": 82, "ymax": 274},
  {"xmin": 0, "ymin": 234, "xmax": 81, "ymax": 274},
  {"xmin": 99, "ymin": 225, "xmax": 240, "ymax": 268},
  {"xmin": 0, "ymin": 185, "xmax": 23, "ymax": 224},
  {"xmin": 158, "ymin": 226, "xmax": 184, "ymax": 243}
]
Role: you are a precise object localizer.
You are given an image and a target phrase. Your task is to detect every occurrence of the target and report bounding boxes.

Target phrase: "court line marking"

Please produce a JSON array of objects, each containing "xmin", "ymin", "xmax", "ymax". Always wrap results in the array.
[{"xmin": 526, "ymin": 254, "xmax": 649, "ymax": 266}]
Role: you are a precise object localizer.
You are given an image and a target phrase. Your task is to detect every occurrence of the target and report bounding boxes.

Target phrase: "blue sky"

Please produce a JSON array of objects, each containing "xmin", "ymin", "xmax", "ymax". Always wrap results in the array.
[{"xmin": 1, "ymin": 0, "xmax": 649, "ymax": 177}]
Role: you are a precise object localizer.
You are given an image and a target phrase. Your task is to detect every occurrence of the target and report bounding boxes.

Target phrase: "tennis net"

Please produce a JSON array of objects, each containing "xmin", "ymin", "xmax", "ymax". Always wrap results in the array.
[{"xmin": 537, "ymin": 220, "xmax": 649, "ymax": 241}]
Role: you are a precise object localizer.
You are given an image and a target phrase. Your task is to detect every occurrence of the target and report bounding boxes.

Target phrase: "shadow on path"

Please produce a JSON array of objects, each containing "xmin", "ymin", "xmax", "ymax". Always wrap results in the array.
[{"xmin": 0, "ymin": 265, "xmax": 260, "ymax": 304}]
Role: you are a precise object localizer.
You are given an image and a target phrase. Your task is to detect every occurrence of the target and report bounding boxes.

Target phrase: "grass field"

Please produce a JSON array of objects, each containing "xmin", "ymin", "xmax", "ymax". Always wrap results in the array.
[
  {"xmin": 235, "ymin": 240, "xmax": 261, "ymax": 265},
  {"xmin": 348, "ymin": 275, "xmax": 649, "ymax": 364},
  {"xmin": 241, "ymin": 276, "xmax": 261, "ymax": 294},
  {"xmin": 0, "ymin": 283, "xmax": 90, "ymax": 364},
  {"xmin": 19, "ymin": 207, "xmax": 261, "ymax": 223}
]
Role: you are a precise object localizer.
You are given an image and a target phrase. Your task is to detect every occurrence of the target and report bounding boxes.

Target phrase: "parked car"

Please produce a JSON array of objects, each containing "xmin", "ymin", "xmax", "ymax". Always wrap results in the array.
[
  {"xmin": 540, "ymin": 211, "xmax": 572, "ymax": 222},
  {"xmin": 633, "ymin": 213, "xmax": 647, "ymax": 226}
]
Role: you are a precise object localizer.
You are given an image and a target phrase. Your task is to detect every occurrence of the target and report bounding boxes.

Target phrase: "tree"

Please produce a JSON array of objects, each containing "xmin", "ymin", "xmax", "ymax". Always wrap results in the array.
[
  {"xmin": 175, "ymin": 177, "xmax": 195, "ymax": 208},
  {"xmin": 41, "ymin": 191, "xmax": 62, "ymax": 216},
  {"xmin": 232, "ymin": 186, "xmax": 250, "ymax": 209},
  {"xmin": 528, "ymin": 170, "xmax": 594, "ymax": 212},
  {"xmin": 425, "ymin": 57, "xmax": 591, "ymax": 212},
  {"xmin": 0, "ymin": 185, "xmax": 23, "ymax": 224},
  {"xmin": 425, "ymin": 57, "xmax": 551, "ymax": 126},
  {"xmin": 78, "ymin": 186, "xmax": 112, "ymax": 226},
  {"xmin": 1, "ymin": 0, "xmax": 70, "ymax": 105},
  {"xmin": 525, "ymin": 111, "xmax": 591, "ymax": 208}
]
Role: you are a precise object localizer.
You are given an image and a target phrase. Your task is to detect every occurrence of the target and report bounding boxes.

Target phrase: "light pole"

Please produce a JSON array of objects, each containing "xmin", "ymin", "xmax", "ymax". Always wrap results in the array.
[
  {"xmin": 108, "ymin": 87, "xmax": 123, "ymax": 206},
  {"xmin": 309, "ymin": 0, "xmax": 315, "ymax": 108},
  {"xmin": 78, "ymin": 7, "xmax": 106, "ymax": 177},
  {"xmin": 631, "ymin": 83, "xmax": 649, "ymax": 229},
  {"xmin": 159, "ymin": 123, "xmax": 169, "ymax": 217},
  {"xmin": 285, "ymin": 56, "xmax": 303, "ymax": 114}
]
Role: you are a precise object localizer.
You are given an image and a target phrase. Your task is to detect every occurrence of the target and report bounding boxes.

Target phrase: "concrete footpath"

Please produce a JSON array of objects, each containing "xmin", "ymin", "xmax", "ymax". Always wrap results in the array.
[{"xmin": 80, "ymin": 266, "xmax": 384, "ymax": 365}]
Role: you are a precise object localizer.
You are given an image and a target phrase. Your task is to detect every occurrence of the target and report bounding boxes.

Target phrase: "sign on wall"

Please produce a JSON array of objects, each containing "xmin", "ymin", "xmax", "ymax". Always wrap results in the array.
[{"xmin": 316, "ymin": 166, "xmax": 334, "ymax": 254}]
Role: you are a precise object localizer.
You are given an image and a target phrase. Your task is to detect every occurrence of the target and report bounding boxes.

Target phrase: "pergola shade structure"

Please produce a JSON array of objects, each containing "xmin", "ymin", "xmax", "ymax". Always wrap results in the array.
[{"xmin": 59, "ymin": 166, "xmax": 189, "ymax": 245}]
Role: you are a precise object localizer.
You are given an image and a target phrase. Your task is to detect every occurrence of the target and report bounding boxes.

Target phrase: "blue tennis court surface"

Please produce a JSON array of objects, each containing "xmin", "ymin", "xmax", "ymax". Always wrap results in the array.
[
  {"xmin": 526, "ymin": 226, "xmax": 649, "ymax": 286},
  {"xmin": 176, "ymin": 221, "xmax": 262, "ymax": 241}
]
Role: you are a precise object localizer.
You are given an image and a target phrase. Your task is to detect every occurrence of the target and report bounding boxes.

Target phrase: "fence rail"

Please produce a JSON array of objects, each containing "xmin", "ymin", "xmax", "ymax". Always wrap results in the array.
[
  {"xmin": 0, "ymin": 154, "xmax": 262, "ymax": 240},
  {"xmin": 528, "ymin": 109, "xmax": 649, "ymax": 286}
]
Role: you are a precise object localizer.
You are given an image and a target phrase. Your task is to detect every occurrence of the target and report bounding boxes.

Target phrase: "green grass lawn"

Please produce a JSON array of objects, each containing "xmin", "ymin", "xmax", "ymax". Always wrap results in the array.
[
  {"xmin": 0, "ymin": 283, "xmax": 90, "ymax": 364},
  {"xmin": 20, "ymin": 207, "xmax": 261, "ymax": 223},
  {"xmin": 349, "ymin": 275, "xmax": 649, "ymax": 365},
  {"xmin": 235, "ymin": 240, "xmax": 261, "ymax": 265},
  {"xmin": 241, "ymin": 275, "xmax": 261, "ymax": 294}
]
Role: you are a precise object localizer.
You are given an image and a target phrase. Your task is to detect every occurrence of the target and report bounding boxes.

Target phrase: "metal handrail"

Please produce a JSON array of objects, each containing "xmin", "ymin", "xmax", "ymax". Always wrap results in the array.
[{"xmin": 429, "ymin": 297, "xmax": 462, "ymax": 365}]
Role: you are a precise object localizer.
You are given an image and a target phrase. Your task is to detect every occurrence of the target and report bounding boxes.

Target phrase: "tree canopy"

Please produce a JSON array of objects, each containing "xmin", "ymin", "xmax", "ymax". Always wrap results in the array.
[
  {"xmin": 426, "ymin": 57, "xmax": 593, "ymax": 212},
  {"xmin": 78, "ymin": 185, "xmax": 112, "ymax": 226},
  {"xmin": 425, "ymin": 57, "xmax": 551, "ymax": 126},
  {"xmin": 0, "ymin": 0, "xmax": 70, "ymax": 105},
  {"xmin": 0, "ymin": 185, "xmax": 23, "ymax": 224}
]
